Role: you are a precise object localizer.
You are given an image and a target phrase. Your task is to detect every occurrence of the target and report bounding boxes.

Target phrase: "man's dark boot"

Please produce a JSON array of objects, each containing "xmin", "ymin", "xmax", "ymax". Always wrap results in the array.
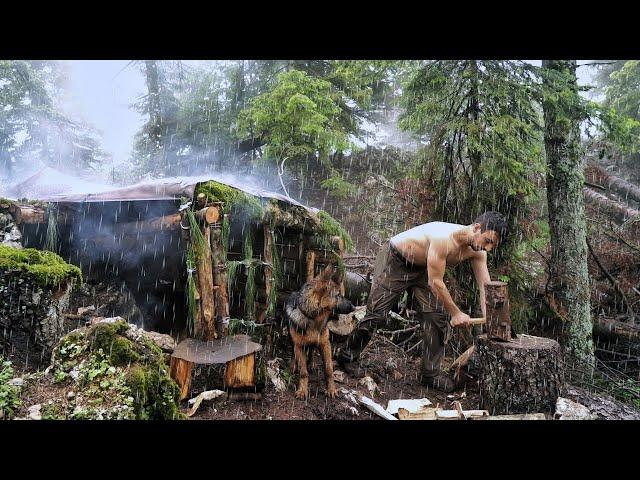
[{"xmin": 421, "ymin": 373, "xmax": 456, "ymax": 393}]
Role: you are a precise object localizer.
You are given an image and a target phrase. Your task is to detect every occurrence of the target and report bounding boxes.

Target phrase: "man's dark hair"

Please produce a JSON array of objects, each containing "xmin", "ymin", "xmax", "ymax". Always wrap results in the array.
[{"xmin": 473, "ymin": 211, "xmax": 508, "ymax": 245}]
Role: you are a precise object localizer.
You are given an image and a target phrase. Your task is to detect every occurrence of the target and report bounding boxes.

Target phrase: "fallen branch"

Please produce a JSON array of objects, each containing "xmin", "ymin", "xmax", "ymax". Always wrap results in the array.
[
  {"xmin": 587, "ymin": 239, "xmax": 634, "ymax": 319},
  {"xmin": 584, "ymin": 187, "xmax": 640, "ymax": 225}
]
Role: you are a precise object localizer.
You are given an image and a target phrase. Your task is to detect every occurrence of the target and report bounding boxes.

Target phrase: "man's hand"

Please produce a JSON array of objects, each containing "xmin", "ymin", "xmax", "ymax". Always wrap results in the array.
[{"xmin": 450, "ymin": 312, "xmax": 471, "ymax": 329}]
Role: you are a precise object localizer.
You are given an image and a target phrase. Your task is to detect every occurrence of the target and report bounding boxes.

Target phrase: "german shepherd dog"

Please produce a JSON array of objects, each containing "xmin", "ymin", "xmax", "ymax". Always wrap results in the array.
[{"xmin": 286, "ymin": 265, "xmax": 354, "ymax": 399}]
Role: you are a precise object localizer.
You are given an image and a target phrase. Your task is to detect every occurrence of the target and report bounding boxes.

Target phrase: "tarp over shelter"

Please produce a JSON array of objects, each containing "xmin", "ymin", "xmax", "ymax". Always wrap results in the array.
[{"xmin": 3, "ymin": 167, "xmax": 312, "ymax": 210}]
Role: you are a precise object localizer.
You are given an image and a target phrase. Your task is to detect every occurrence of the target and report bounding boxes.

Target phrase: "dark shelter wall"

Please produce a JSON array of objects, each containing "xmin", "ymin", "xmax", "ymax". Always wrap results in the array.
[{"xmin": 20, "ymin": 200, "xmax": 187, "ymax": 335}]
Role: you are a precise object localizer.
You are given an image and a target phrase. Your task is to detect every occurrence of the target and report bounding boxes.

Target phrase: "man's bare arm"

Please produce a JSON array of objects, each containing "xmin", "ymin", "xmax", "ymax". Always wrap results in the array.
[
  {"xmin": 471, "ymin": 251, "xmax": 491, "ymax": 318},
  {"xmin": 426, "ymin": 243, "xmax": 469, "ymax": 326}
]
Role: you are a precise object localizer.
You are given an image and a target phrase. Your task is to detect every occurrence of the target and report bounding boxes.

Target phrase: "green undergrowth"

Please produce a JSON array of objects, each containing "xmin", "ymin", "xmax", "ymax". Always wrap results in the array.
[
  {"xmin": 49, "ymin": 319, "xmax": 183, "ymax": 420},
  {"xmin": 0, "ymin": 357, "xmax": 21, "ymax": 420},
  {"xmin": 0, "ymin": 245, "xmax": 82, "ymax": 287}
]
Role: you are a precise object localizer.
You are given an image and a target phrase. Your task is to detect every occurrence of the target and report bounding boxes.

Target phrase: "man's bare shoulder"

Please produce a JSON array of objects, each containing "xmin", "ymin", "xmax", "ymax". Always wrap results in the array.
[{"xmin": 419, "ymin": 221, "xmax": 466, "ymax": 240}]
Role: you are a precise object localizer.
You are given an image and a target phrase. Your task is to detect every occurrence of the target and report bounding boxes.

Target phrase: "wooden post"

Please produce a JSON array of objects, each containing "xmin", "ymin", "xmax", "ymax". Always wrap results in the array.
[
  {"xmin": 195, "ymin": 225, "xmax": 217, "ymax": 340},
  {"xmin": 224, "ymin": 353, "xmax": 256, "ymax": 389},
  {"xmin": 485, "ymin": 281, "xmax": 511, "ymax": 341},
  {"xmin": 263, "ymin": 223, "xmax": 274, "ymax": 322},
  {"xmin": 210, "ymin": 204, "xmax": 230, "ymax": 336},
  {"xmin": 169, "ymin": 356, "xmax": 194, "ymax": 401},
  {"xmin": 195, "ymin": 206, "xmax": 220, "ymax": 225},
  {"xmin": 181, "ymin": 213, "xmax": 202, "ymax": 334},
  {"xmin": 306, "ymin": 250, "xmax": 316, "ymax": 282}
]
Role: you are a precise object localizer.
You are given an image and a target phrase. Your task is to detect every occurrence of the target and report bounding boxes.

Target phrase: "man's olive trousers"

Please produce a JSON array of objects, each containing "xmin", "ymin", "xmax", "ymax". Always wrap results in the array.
[{"xmin": 344, "ymin": 241, "xmax": 450, "ymax": 378}]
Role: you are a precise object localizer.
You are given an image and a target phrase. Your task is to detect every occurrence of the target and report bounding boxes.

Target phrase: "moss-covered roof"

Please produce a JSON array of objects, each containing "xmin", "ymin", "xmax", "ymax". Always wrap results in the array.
[{"xmin": 195, "ymin": 180, "xmax": 353, "ymax": 252}]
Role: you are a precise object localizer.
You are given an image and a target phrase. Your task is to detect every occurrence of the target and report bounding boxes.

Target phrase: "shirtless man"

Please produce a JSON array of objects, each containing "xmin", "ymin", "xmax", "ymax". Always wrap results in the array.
[{"xmin": 337, "ymin": 211, "xmax": 508, "ymax": 392}]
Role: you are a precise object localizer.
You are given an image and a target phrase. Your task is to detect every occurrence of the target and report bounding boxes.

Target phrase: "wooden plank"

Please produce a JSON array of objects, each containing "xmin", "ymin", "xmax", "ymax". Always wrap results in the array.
[{"xmin": 397, "ymin": 407, "xmax": 438, "ymax": 420}]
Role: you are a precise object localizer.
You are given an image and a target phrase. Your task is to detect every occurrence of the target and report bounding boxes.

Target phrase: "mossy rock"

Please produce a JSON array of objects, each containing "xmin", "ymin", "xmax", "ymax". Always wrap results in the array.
[
  {"xmin": 0, "ymin": 245, "xmax": 82, "ymax": 287},
  {"xmin": 88, "ymin": 320, "xmax": 140, "ymax": 366},
  {"xmin": 49, "ymin": 319, "xmax": 184, "ymax": 420}
]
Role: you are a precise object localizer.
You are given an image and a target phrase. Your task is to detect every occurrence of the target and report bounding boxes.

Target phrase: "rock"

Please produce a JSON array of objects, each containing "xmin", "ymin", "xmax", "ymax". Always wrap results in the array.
[
  {"xmin": 28, "ymin": 404, "xmax": 42, "ymax": 420},
  {"xmin": 266, "ymin": 359, "xmax": 287, "ymax": 393},
  {"xmin": 8, "ymin": 377, "xmax": 23, "ymax": 387},
  {"xmin": 336, "ymin": 401, "xmax": 360, "ymax": 417},
  {"xmin": 563, "ymin": 386, "xmax": 640, "ymax": 420},
  {"xmin": 66, "ymin": 391, "xmax": 76, "ymax": 400},
  {"xmin": 358, "ymin": 376, "xmax": 379, "ymax": 396},
  {"xmin": 90, "ymin": 317, "xmax": 176, "ymax": 353},
  {"xmin": 333, "ymin": 370, "xmax": 346, "ymax": 383},
  {"xmin": 1, "ymin": 263, "xmax": 74, "ymax": 368},
  {"xmin": 555, "ymin": 397, "xmax": 595, "ymax": 420},
  {"xmin": 77, "ymin": 305, "xmax": 96, "ymax": 316},
  {"xmin": 139, "ymin": 330, "xmax": 176, "ymax": 354}
]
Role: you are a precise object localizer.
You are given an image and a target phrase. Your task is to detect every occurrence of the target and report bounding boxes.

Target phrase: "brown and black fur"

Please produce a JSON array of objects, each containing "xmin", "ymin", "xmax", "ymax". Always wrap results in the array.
[{"xmin": 286, "ymin": 265, "xmax": 354, "ymax": 399}]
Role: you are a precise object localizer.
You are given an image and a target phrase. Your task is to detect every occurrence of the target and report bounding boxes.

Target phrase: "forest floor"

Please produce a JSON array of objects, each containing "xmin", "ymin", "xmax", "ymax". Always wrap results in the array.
[{"xmin": 185, "ymin": 348, "xmax": 480, "ymax": 421}]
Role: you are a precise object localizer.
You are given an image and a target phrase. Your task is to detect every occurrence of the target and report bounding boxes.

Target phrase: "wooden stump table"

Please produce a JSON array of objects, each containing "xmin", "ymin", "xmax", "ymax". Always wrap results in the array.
[
  {"xmin": 477, "ymin": 334, "xmax": 565, "ymax": 415},
  {"xmin": 170, "ymin": 334, "xmax": 262, "ymax": 400}
]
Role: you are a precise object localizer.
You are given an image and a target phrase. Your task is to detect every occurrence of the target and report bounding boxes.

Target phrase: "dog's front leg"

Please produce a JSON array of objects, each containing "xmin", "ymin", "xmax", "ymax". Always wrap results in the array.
[
  {"xmin": 319, "ymin": 335, "xmax": 338, "ymax": 398},
  {"xmin": 294, "ymin": 344, "xmax": 309, "ymax": 400}
]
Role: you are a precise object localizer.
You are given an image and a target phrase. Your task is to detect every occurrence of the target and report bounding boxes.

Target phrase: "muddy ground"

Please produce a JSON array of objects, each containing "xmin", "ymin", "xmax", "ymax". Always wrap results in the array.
[{"xmin": 186, "ymin": 347, "xmax": 481, "ymax": 421}]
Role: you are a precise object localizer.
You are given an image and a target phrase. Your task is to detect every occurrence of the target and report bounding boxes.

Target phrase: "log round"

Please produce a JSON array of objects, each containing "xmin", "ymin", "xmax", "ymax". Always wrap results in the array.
[{"xmin": 476, "ymin": 334, "xmax": 565, "ymax": 415}]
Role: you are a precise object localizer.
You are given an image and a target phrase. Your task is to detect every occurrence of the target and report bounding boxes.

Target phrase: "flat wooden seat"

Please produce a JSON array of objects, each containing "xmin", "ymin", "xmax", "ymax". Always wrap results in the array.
[{"xmin": 170, "ymin": 334, "xmax": 262, "ymax": 400}]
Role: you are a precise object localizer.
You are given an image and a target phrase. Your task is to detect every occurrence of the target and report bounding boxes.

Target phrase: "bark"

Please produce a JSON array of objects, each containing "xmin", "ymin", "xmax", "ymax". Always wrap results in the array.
[
  {"xmin": 224, "ymin": 353, "xmax": 256, "ymax": 390},
  {"xmin": 210, "ymin": 221, "xmax": 230, "ymax": 335},
  {"xmin": 169, "ymin": 356, "xmax": 193, "ymax": 401},
  {"xmin": 144, "ymin": 60, "xmax": 163, "ymax": 150},
  {"xmin": 194, "ymin": 226, "xmax": 217, "ymax": 340},
  {"xmin": 542, "ymin": 60, "xmax": 595, "ymax": 367},
  {"xmin": 477, "ymin": 335, "xmax": 565, "ymax": 415}
]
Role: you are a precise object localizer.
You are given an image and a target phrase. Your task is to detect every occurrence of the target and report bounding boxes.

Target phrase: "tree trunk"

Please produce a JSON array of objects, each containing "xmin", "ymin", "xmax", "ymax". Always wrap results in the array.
[
  {"xmin": 477, "ymin": 334, "xmax": 565, "ymax": 415},
  {"xmin": 541, "ymin": 59, "xmax": 595, "ymax": 368},
  {"xmin": 144, "ymin": 60, "xmax": 163, "ymax": 154}
]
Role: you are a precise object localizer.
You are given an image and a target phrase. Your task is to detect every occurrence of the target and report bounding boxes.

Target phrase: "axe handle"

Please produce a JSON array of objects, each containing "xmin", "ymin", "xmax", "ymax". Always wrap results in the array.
[{"xmin": 449, "ymin": 317, "xmax": 486, "ymax": 327}]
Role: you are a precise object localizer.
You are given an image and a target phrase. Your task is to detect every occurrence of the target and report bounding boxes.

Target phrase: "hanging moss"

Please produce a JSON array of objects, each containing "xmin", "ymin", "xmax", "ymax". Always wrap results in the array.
[
  {"xmin": 184, "ymin": 208, "xmax": 208, "ymax": 257},
  {"xmin": 185, "ymin": 244, "xmax": 197, "ymax": 336},
  {"xmin": 226, "ymin": 259, "xmax": 242, "ymax": 291},
  {"xmin": 266, "ymin": 222, "xmax": 282, "ymax": 316},
  {"xmin": 0, "ymin": 245, "xmax": 82, "ymax": 287},
  {"xmin": 243, "ymin": 228, "xmax": 256, "ymax": 320},
  {"xmin": 316, "ymin": 210, "xmax": 354, "ymax": 252}
]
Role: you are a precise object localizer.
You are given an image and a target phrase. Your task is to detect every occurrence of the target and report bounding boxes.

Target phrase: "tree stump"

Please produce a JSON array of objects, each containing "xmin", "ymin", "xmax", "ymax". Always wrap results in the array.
[{"xmin": 477, "ymin": 334, "xmax": 565, "ymax": 415}]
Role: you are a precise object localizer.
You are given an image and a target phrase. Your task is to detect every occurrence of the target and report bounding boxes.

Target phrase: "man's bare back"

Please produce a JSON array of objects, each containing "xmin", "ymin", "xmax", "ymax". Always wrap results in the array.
[{"xmin": 390, "ymin": 221, "xmax": 477, "ymax": 267}]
